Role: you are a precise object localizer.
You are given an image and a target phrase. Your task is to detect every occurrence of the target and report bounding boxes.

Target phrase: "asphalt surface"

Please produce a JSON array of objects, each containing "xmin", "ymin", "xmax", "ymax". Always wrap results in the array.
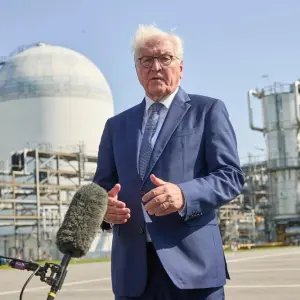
[{"xmin": 0, "ymin": 247, "xmax": 299, "ymax": 300}]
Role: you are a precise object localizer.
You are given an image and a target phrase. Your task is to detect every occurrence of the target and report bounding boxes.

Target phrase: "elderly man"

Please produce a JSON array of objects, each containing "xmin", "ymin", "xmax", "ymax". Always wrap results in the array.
[{"xmin": 93, "ymin": 24, "xmax": 244, "ymax": 300}]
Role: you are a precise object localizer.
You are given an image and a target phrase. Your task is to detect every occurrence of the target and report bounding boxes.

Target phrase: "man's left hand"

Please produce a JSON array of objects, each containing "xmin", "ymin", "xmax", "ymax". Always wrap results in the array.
[{"xmin": 142, "ymin": 174, "xmax": 185, "ymax": 216}]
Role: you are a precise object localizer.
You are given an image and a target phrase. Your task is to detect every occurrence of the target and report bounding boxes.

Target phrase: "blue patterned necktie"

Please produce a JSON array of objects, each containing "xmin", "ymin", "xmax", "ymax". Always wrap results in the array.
[{"xmin": 139, "ymin": 102, "xmax": 164, "ymax": 179}]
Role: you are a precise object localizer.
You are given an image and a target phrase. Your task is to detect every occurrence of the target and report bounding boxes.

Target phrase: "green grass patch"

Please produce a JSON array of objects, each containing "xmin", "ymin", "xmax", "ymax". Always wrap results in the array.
[
  {"xmin": 224, "ymin": 245, "xmax": 299, "ymax": 253},
  {"xmin": 0, "ymin": 257, "xmax": 111, "ymax": 271}
]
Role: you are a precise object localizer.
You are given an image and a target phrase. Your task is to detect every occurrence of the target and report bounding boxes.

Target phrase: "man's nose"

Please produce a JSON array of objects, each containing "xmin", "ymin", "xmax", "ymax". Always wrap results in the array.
[{"xmin": 151, "ymin": 58, "xmax": 162, "ymax": 71}]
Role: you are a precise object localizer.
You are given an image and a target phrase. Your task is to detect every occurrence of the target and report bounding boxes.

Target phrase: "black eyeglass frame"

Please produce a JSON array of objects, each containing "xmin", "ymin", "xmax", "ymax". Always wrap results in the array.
[{"xmin": 136, "ymin": 54, "xmax": 180, "ymax": 68}]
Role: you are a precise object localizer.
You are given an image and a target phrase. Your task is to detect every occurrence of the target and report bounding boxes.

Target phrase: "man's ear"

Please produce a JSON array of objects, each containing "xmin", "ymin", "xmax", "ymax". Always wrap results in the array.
[{"xmin": 180, "ymin": 60, "xmax": 183, "ymax": 79}]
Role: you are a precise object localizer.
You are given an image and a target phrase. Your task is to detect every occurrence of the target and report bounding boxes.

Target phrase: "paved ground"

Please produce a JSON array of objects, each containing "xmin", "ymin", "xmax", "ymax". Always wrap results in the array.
[{"xmin": 0, "ymin": 247, "xmax": 299, "ymax": 300}]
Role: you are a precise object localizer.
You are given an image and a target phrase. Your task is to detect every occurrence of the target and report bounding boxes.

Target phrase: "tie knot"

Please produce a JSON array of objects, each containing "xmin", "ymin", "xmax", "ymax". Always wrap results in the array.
[{"xmin": 150, "ymin": 102, "xmax": 164, "ymax": 114}]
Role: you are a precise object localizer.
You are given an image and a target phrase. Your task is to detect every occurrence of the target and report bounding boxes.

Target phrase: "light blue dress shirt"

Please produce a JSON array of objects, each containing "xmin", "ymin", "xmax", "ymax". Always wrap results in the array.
[{"xmin": 139, "ymin": 89, "xmax": 177, "ymax": 151}]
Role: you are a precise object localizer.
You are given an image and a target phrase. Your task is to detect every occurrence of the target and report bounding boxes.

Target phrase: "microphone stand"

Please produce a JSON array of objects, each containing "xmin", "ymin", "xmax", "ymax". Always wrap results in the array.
[
  {"xmin": 0, "ymin": 255, "xmax": 69, "ymax": 300},
  {"xmin": 46, "ymin": 254, "xmax": 71, "ymax": 300}
]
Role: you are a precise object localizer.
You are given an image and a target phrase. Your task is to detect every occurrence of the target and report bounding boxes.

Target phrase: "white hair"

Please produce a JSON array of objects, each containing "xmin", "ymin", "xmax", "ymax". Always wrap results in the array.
[{"xmin": 131, "ymin": 24, "xmax": 184, "ymax": 60}]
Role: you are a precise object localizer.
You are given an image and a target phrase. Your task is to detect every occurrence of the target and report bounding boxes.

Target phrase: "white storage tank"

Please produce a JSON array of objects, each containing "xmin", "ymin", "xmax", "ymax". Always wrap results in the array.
[{"xmin": 0, "ymin": 42, "xmax": 114, "ymax": 161}]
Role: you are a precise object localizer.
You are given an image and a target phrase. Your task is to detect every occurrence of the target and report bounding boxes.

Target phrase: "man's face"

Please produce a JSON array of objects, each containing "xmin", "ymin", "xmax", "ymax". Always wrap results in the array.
[{"xmin": 135, "ymin": 37, "xmax": 183, "ymax": 101}]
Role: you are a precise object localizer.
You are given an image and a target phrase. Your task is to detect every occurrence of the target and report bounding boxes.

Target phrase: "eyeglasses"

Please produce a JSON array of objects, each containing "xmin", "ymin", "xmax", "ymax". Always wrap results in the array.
[{"xmin": 137, "ymin": 54, "xmax": 179, "ymax": 68}]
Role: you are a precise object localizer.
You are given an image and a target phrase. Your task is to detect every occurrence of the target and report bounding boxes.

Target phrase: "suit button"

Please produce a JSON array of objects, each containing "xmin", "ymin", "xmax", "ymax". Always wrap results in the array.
[{"xmin": 139, "ymin": 228, "xmax": 144, "ymax": 234}]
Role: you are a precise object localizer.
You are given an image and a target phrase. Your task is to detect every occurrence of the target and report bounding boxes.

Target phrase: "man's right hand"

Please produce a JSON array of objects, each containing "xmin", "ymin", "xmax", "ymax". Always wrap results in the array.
[{"xmin": 104, "ymin": 184, "xmax": 131, "ymax": 224}]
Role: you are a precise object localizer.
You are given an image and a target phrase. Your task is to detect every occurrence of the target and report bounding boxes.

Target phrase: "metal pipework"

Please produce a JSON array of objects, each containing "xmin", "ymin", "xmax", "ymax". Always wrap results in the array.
[
  {"xmin": 293, "ymin": 81, "xmax": 300, "ymax": 124},
  {"xmin": 247, "ymin": 89, "xmax": 265, "ymax": 132}
]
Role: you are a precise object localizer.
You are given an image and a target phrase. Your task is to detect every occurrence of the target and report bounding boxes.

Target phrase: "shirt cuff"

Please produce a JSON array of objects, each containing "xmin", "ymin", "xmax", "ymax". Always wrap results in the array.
[{"xmin": 178, "ymin": 198, "xmax": 187, "ymax": 217}]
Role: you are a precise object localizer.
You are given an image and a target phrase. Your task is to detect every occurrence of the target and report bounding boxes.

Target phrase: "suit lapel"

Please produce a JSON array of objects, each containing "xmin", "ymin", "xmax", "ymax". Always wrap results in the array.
[
  {"xmin": 142, "ymin": 88, "xmax": 191, "ymax": 185},
  {"xmin": 125, "ymin": 100, "xmax": 145, "ymax": 176}
]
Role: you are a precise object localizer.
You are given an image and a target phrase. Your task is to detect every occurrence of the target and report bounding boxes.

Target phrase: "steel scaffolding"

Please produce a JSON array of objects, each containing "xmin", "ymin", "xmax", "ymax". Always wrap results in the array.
[
  {"xmin": 218, "ymin": 157, "xmax": 268, "ymax": 243},
  {"xmin": 0, "ymin": 145, "xmax": 97, "ymax": 260}
]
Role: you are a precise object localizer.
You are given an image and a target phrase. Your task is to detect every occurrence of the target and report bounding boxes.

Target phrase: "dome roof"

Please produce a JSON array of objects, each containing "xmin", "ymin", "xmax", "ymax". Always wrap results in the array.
[{"xmin": 0, "ymin": 43, "xmax": 113, "ymax": 102}]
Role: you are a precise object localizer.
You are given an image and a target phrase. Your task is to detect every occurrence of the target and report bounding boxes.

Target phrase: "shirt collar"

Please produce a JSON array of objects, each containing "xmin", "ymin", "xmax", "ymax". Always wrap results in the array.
[{"xmin": 144, "ymin": 87, "xmax": 179, "ymax": 114}]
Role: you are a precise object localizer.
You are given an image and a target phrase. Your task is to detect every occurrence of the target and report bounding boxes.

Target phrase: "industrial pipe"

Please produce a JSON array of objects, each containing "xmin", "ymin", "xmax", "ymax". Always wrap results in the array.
[
  {"xmin": 293, "ymin": 81, "xmax": 300, "ymax": 123},
  {"xmin": 247, "ymin": 89, "xmax": 264, "ymax": 132}
]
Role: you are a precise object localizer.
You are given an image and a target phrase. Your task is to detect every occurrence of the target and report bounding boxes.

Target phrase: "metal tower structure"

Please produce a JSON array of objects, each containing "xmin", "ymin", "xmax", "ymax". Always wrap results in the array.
[
  {"xmin": 248, "ymin": 80, "xmax": 300, "ymax": 242},
  {"xmin": 218, "ymin": 157, "xmax": 268, "ymax": 243}
]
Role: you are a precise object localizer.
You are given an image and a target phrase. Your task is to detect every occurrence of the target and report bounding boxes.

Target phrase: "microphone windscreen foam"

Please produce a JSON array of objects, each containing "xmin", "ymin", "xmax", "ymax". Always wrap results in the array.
[{"xmin": 55, "ymin": 183, "xmax": 108, "ymax": 258}]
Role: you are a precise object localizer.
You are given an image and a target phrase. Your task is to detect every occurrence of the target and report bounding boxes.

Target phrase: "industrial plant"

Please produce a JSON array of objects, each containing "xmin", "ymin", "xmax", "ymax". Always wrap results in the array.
[
  {"xmin": 0, "ymin": 43, "xmax": 114, "ymax": 260},
  {"xmin": 0, "ymin": 42, "xmax": 300, "ymax": 262},
  {"xmin": 247, "ymin": 82, "xmax": 300, "ymax": 242},
  {"xmin": 219, "ymin": 81, "xmax": 300, "ymax": 246}
]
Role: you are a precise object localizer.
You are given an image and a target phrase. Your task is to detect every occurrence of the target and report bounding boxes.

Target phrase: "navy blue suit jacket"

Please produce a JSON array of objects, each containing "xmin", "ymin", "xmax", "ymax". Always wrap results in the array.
[{"xmin": 93, "ymin": 87, "xmax": 244, "ymax": 297}]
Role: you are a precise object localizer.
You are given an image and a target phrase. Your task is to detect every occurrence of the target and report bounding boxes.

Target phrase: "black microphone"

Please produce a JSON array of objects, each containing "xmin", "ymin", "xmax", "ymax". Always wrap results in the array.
[
  {"xmin": 46, "ymin": 182, "xmax": 108, "ymax": 300},
  {"xmin": 0, "ymin": 257, "xmax": 41, "ymax": 272}
]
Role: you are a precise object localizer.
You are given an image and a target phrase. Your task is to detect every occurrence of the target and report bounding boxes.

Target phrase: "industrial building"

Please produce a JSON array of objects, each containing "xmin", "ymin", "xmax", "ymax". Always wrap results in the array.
[
  {"xmin": 218, "ymin": 82, "xmax": 300, "ymax": 245},
  {"xmin": 0, "ymin": 42, "xmax": 114, "ymax": 260},
  {"xmin": 0, "ymin": 42, "xmax": 114, "ymax": 159},
  {"xmin": 247, "ymin": 82, "xmax": 300, "ymax": 243}
]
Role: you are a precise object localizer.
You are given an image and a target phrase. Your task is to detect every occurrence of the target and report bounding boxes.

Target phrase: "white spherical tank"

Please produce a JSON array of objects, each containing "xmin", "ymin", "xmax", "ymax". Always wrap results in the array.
[{"xmin": 0, "ymin": 43, "xmax": 114, "ymax": 162}]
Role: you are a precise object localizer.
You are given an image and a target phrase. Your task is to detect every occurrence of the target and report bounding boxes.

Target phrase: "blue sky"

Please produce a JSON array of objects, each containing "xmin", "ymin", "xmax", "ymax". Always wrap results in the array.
[{"xmin": 1, "ymin": 0, "xmax": 300, "ymax": 164}]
